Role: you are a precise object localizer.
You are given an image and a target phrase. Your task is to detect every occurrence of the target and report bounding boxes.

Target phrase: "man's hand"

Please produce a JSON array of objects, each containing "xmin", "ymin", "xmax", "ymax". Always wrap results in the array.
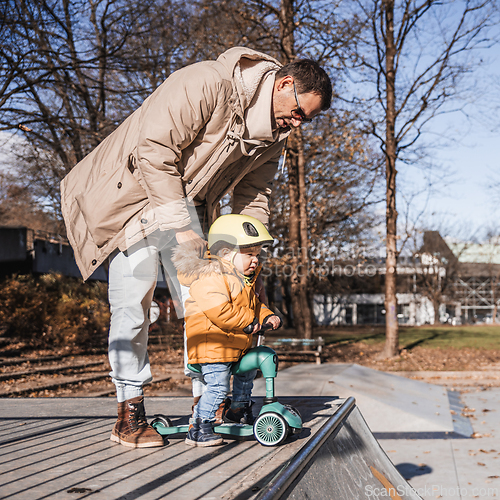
[
  {"xmin": 175, "ymin": 227, "xmax": 207, "ymax": 255},
  {"xmin": 264, "ymin": 315, "xmax": 282, "ymax": 330}
]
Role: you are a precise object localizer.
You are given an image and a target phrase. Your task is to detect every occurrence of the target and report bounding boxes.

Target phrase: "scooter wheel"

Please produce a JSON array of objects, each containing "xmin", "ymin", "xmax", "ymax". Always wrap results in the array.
[
  {"xmin": 150, "ymin": 415, "xmax": 173, "ymax": 429},
  {"xmin": 253, "ymin": 412, "xmax": 289, "ymax": 446}
]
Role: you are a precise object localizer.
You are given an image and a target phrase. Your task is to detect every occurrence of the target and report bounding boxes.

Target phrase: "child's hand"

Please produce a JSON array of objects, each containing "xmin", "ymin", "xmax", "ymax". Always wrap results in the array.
[
  {"xmin": 264, "ymin": 315, "xmax": 282, "ymax": 330},
  {"xmin": 252, "ymin": 322, "xmax": 262, "ymax": 334},
  {"xmin": 243, "ymin": 318, "xmax": 260, "ymax": 335}
]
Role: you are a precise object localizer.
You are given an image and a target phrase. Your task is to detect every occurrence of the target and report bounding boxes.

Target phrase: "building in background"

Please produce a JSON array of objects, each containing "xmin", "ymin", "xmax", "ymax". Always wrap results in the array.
[
  {"xmin": 0, "ymin": 226, "xmax": 99, "ymax": 280},
  {"xmin": 313, "ymin": 231, "xmax": 500, "ymax": 326}
]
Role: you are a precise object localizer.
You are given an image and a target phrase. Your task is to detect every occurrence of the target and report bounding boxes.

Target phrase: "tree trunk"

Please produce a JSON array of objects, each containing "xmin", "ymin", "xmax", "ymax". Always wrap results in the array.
[
  {"xmin": 491, "ymin": 276, "xmax": 498, "ymax": 324},
  {"xmin": 280, "ymin": 0, "xmax": 313, "ymax": 338},
  {"xmin": 433, "ymin": 300, "xmax": 441, "ymax": 325},
  {"xmin": 297, "ymin": 132, "xmax": 313, "ymax": 338},
  {"xmin": 381, "ymin": 0, "xmax": 399, "ymax": 358},
  {"xmin": 287, "ymin": 132, "xmax": 304, "ymax": 336},
  {"xmin": 287, "ymin": 130, "xmax": 313, "ymax": 338},
  {"xmin": 280, "ymin": 0, "xmax": 295, "ymax": 62}
]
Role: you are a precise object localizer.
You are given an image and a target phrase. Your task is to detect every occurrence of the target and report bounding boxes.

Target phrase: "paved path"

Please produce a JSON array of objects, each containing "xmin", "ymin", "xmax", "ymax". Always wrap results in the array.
[{"xmin": 393, "ymin": 369, "xmax": 500, "ymax": 388}]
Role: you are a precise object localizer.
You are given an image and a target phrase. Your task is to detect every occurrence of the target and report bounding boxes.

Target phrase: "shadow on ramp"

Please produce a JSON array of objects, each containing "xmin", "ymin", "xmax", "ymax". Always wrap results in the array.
[{"xmin": 254, "ymin": 398, "xmax": 423, "ymax": 500}]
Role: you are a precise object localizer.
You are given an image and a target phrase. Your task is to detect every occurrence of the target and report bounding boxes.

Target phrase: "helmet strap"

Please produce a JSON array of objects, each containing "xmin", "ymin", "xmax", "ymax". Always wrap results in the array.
[
  {"xmin": 220, "ymin": 248, "xmax": 238, "ymax": 265},
  {"xmin": 229, "ymin": 249, "xmax": 238, "ymax": 266}
]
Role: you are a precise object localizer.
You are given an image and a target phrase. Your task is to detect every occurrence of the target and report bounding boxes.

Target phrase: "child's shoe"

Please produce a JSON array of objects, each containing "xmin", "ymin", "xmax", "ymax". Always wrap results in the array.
[
  {"xmin": 185, "ymin": 418, "xmax": 224, "ymax": 447},
  {"xmin": 223, "ymin": 401, "xmax": 255, "ymax": 425}
]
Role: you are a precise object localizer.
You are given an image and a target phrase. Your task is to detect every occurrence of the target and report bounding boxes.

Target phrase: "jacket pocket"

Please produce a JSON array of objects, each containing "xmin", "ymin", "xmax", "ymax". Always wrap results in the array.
[{"xmin": 76, "ymin": 161, "xmax": 149, "ymax": 247}]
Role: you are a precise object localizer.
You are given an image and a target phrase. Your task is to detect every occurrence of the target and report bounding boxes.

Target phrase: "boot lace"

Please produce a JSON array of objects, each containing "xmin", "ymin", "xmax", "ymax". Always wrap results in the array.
[{"xmin": 128, "ymin": 401, "xmax": 148, "ymax": 430}]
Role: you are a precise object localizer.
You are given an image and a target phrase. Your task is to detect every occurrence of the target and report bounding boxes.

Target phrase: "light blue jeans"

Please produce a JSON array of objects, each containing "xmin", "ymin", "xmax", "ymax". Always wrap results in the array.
[{"xmin": 193, "ymin": 363, "xmax": 257, "ymax": 422}]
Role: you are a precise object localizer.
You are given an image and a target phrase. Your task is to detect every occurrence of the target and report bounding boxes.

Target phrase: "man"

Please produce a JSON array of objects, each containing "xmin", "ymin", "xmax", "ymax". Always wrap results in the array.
[{"xmin": 60, "ymin": 46, "xmax": 331, "ymax": 448}]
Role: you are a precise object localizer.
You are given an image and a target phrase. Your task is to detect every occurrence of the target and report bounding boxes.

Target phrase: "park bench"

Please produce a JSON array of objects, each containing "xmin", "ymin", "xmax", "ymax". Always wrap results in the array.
[{"xmin": 263, "ymin": 336, "xmax": 325, "ymax": 364}]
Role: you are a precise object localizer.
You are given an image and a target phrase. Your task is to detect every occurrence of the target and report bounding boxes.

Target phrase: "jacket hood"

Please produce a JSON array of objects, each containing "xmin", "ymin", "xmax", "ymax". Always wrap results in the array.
[
  {"xmin": 171, "ymin": 243, "xmax": 222, "ymax": 286},
  {"xmin": 171, "ymin": 241, "xmax": 260, "ymax": 286},
  {"xmin": 217, "ymin": 47, "xmax": 281, "ymax": 113}
]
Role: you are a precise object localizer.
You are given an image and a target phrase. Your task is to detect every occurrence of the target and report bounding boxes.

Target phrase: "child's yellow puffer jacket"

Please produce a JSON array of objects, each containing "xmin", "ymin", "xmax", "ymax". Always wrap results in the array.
[{"xmin": 172, "ymin": 242, "xmax": 273, "ymax": 364}]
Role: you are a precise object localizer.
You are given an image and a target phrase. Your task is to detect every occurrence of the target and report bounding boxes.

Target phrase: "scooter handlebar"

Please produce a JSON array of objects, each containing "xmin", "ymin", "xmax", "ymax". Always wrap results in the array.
[
  {"xmin": 243, "ymin": 317, "xmax": 282, "ymax": 335},
  {"xmin": 257, "ymin": 323, "xmax": 274, "ymax": 334},
  {"xmin": 258, "ymin": 316, "xmax": 283, "ymax": 334}
]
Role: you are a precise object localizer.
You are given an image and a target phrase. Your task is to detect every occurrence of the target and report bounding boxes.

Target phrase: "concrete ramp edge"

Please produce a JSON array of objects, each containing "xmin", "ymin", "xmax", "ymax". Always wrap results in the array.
[{"xmin": 256, "ymin": 397, "xmax": 423, "ymax": 500}]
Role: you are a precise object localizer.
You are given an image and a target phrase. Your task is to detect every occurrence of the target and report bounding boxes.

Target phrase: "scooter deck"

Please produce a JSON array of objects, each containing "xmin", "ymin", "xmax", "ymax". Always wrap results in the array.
[{"xmin": 153, "ymin": 422, "xmax": 255, "ymax": 437}]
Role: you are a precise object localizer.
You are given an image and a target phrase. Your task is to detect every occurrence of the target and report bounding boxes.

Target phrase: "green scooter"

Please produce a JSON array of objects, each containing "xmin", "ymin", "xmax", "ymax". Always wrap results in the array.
[{"xmin": 151, "ymin": 324, "xmax": 302, "ymax": 446}]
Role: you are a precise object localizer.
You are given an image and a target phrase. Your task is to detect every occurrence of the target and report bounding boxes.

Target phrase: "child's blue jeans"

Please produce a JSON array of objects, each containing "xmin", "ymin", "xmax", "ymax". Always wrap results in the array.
[{"xmin": 193, "ymin": 363, "xmax": 257, "ymax": 422}]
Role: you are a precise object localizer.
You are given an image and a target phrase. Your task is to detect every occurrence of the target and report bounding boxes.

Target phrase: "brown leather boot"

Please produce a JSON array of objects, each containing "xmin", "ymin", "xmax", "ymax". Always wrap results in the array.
[{"xmin": 110, "ymin": 396, "xmax": 164, "ymax": 448}]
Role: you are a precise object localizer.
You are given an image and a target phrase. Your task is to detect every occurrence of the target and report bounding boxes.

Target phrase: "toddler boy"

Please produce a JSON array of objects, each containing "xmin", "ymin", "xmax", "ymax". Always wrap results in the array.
[{"xmin": 172, "ymin": 214, "xmax": 281, "ymax": 446}]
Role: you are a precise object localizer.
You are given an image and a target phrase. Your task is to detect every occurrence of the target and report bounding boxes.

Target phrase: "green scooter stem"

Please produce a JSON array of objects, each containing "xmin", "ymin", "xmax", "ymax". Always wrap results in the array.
[
  {"xmin": 231, "ymin": 346, "xmax": 277, "ymax": 378},
  {"xmin": 231, "ymin": 346, "xmax": 278, "ymax": 401}
]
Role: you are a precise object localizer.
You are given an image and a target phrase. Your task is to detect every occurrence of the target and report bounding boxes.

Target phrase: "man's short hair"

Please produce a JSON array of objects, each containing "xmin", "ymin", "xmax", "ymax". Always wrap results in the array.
[{"xmin": 276, "ymin": 59, "xmax": 332, "ymax": 111}]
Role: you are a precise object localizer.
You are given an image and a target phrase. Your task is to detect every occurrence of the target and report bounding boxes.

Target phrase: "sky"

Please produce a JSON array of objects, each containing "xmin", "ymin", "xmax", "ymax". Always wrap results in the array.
[
  {"xmin": 414, "ymin": 119, "xmax": 500, "ymax": 240},
  {"xmin": 397, "ymin": 43, "xmax": 500, "ymax": 243}
]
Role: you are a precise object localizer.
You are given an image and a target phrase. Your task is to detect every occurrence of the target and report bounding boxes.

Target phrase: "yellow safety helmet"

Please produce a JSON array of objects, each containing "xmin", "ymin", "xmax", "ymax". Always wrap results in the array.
[{"xmin": 208, "ymin": 214, "xmax": 274, "ymax": 252}]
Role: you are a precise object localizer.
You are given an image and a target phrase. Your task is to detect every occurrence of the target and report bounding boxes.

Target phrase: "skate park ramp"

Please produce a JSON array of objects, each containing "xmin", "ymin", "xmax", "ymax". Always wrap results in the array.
[
  {"xmin": 227, "ymin": 397, "xmax": 422, "ymax": 500},
  {"xmin": 3, "ymin": 363, "xmax": 473, "ymax": 499}
]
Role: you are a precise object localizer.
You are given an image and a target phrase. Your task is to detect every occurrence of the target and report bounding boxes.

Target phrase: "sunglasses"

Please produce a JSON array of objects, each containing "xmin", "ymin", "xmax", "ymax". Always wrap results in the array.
[{"xmin": 292, "ymin": 81, "xmax": 313, "ymax": 124}]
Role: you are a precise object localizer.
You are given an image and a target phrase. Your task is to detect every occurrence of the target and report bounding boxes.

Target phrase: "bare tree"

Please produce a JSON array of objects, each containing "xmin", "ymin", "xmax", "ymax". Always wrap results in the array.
[
  {"xmin": 0, "ymin": 0, "xmax": 197, "ymax": 219},
  {"xmin": 0, "ymin": 169, "xmax": 61, "ymax": 231},
  {"xmin": 2, "ymin": 0, "xmax": 384, "ymax": 340},
  {"xmin": 350, "ymin": 0, "xmax": 498, "ymax": 357},
  {"xmin": 414, "ymin": 230, "xmax": 461, "ymax": 324},
  {"xmin": 267, "ymin": 109, "xmax": 384, "ymax": 324}
]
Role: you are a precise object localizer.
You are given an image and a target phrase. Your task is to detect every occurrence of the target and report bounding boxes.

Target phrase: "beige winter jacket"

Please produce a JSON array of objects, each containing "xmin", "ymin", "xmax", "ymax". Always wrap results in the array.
[{"xmin": 60, "ymin": 47, "xmax": 290, "ymax": 280}]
